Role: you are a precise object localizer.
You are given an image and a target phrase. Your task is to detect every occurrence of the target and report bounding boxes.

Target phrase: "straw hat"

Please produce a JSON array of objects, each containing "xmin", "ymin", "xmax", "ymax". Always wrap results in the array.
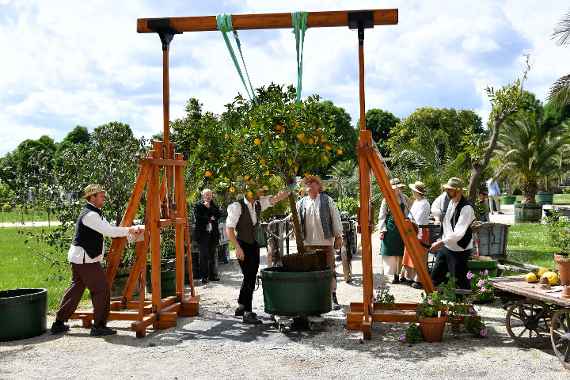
[
  {"xmin": 83, "ymin": 184, "xmax": 106, "ymax": 199},
  {"xmin": 408, "ymin": 181, "xmax": 427, "ymax": 195},
  {"xmin": 390, "ymin": 178, "xmax": 406, "ymax": 189},
  {"xmin": 442, "ymin": 177, "xmax": 464, "ymax": 191}
]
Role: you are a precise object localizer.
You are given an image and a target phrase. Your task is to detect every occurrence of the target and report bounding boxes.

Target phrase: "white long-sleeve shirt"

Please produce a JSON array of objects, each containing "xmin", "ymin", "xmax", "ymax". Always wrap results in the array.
[
  {"xmin": 226, "ymin": 196, "xmax": 273, "ymax": 229},
  {"xmin": 431, "ymin": 192, "xmax": 448, "ymax": 222},
  {"xmin": 441, "ymin": 199, "xmax": 475, "ymax": 251},
  {"xmin": 378, "ymin": 193, "xmax": 409, "ymax": 232},
  {"xmin": 68, "ymin": 204, "xmax": 131, "ymax": 264},
  {"xmin": 409, "ymin": 198, "xmax": 431, "ymax": 239},
  {"xmin": 298, "ymin": 194, "xmax": 342, "ymax": 246}
]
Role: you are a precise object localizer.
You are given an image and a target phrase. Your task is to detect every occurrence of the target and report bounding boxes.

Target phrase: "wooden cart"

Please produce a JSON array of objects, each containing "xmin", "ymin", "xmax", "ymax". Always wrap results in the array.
[{"xmin": 490, "ymin": 276, "xmax": 570, "ymax": 369}]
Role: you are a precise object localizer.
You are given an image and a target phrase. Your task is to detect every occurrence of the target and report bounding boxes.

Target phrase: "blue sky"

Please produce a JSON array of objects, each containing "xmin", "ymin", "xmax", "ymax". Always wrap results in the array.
[{"xmin": 0, "ymin": 0, "xmax": 569, "ymax": 155}]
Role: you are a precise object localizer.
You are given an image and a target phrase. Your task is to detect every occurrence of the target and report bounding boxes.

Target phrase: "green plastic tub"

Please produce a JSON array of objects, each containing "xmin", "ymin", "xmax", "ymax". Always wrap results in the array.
[
  {"xmin": 467, "ymin": 259, "xmax": 498, "ymax": 277},
  {"xmin": 261, "ymin": 268, "xmax": 332, "ymax": 316},
  {"xmin": 514, "ymin": 203, "xmax": 542, "ymax": 223},
  {"xmin": 0, "ymin": 288, "xmax": 47, "ymax": 341},
  {"xmin": 535, "ymin": 191, "xmax": 554, "ymax": 205}
]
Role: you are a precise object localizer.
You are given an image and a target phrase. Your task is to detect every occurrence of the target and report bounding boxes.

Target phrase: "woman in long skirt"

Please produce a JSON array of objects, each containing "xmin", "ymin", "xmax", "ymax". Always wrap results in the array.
[{"xmin": 379, "ymin": 178, "xmax": 409, "ymax": 284}]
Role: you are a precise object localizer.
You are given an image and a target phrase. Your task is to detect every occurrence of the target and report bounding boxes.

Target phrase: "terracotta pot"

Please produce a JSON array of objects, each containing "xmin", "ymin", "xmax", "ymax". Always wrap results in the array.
[
  {"xmin": 554, "ymin": 254, "xmax": 570, "ymax": 286},
  {"xmin": 419, "ymin": 315, "xmax": 448, "ymax": 343}
]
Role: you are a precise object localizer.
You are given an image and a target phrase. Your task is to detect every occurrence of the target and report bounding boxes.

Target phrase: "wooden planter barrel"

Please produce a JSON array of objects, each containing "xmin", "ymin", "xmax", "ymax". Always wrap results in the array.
[
  {"xmin": 514, "ymin": 203, "xmax": 542, "ymax": 223},
  {"xmin": 0, "ymin": 288, "xmax": 47, "ymax": 341}
]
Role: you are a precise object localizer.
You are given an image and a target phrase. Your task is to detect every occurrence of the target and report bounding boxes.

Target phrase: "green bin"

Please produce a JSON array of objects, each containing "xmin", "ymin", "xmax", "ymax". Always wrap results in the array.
[
  {"xmin": 0, "ymin": 288, "xmax": 47, "ymax": 341},
  {"xmin": 468, "ymin": 259, "xmax": 498, "ymax": 277},
  {"xmin": 261, "ymin": 268, "xmax": 332, "ymax": 316}
]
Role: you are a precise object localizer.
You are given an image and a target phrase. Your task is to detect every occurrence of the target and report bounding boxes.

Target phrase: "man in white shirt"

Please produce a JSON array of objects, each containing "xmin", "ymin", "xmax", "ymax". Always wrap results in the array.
[
  {"xmin": 226, "ymin": 188, "xmax": 289, "ymax": 324},
  {"xmin": 296, "ymin": 176, "xmax": 343, "ymax": 309},
  {"xmin": 430, "ymin": 178, "xmax": 475, "ymax": 289},
  {"xmin": 51, "ymin": 184, "xmax": 143, "ymax": 336}
]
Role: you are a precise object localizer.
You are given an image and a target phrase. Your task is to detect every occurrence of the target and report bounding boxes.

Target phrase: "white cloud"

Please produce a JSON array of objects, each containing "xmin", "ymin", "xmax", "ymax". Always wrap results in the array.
[{"xmin": 0, "ymin": 0, "xmax": 569, "ymax": 155}]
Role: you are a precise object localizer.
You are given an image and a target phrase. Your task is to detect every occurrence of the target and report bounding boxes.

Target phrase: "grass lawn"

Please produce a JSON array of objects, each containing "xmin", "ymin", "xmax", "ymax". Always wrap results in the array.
[
  {"xmin": 506, "ymin": 223, "xmax": 558, "ymax": 268},
  {"xmin": 0, "ymin": 209, "xmax": 50, "ymax": 224},
  {"xmin": 512, "ymin": 193, "xmax": 570, "ymax": 205},
  {"xmin": 0, "ymin": 227, "xmax": 79, "ymax": 312}
]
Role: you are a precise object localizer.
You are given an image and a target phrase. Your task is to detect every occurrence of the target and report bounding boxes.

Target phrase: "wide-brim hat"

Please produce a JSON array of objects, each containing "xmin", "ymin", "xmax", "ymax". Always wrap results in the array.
[
  {"xmin": 442, "ymin": 177, "xmax": 464, "ymax": 191},
  {"xmin": 83, "ymin": 184, "xmax": 106, "ymax": 199},
  {"xmin": 409, "ymin": 181, "xmax": 427, "ymax": 195},
  {"xmin": 390, "ymin": 178, "xmax": 406, "ymax": 189}
]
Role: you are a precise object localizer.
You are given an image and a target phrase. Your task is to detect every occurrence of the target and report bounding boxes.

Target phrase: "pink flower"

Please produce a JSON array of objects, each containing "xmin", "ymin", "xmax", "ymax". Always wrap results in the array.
[
  {"xmin": 483, "ymin": 269, "xmax": 489, "ymax": 276},
  {"xmin": 428, "ymin": 299, "xmax": 434, "ymax": 305},
  {"xmin": 480, "ymin": 327, "xmax": 488, "ymax": 337},
  {"xmin": 477, "ymin": 279, "xmax": 485, "ymax": 288},
  {"xmin": 480, "ymin": 287, "xmax": 487, "ymax": 292},
  {"xmin": 399, "ymin": 334, "xmax": 406, "ymax": 342},
  {"xmin": 467, "ymin": 271, "xmax": 474, "ymax": 280}
]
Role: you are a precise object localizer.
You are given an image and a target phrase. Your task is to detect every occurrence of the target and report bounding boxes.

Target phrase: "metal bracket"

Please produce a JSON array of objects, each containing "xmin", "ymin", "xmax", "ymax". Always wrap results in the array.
[
  {"xmin": 147, "ymin": 18, "xmax": 181, "ymax": 50},
  {"xmin": 348, "ymin": 10, "xmax": 374, "ymax": 29}
]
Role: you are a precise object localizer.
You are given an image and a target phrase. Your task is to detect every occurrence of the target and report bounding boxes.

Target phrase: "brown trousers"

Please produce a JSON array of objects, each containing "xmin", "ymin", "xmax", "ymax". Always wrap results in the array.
[{"xmin": 56, "ymin": 262, "xmax": 110, "ymax": 327}]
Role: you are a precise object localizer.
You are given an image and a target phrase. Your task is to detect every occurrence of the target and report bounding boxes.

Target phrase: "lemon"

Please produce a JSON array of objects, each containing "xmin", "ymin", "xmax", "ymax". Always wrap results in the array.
[
  {"xmin": 525, "ymin": 272, "xmax": 538, "ymax": 283},
  {"xmin": 537, "ymin": 267, "xmax": 549, "ymax": 277},
  {"xmin": 540, "ymin": 271, "xmax": 559, "ymax": 286}
]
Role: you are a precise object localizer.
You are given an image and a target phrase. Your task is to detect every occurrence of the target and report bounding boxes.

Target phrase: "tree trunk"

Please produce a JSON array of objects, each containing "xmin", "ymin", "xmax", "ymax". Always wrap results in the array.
[
  {"xmin": 468, "ymin": 116, "xmax": 505, "ymax": 202},
  {"xmin": 287, "ymin": 193, "xmax": 305, "ymax": 255}
]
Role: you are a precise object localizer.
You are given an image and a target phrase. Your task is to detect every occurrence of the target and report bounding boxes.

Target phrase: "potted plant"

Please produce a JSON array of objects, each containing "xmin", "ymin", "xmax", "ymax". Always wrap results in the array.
[
  {"xmin": 399, "ymin": 323, "xmax": 423, "ymax": 344},
  {"xmin": 439, "ymin": 275, "xmax": 477, "ymax": 333},
  {"xmin": 463, "ymin": 315, "xmax": 488, "ymax": 338},
  {"xmin": 416, "ymin": 291, "xmax": 448, "ymax": 342},
  {"xmin": 546, "ymin": 212, "xmax": 570, "ymax": 297}
]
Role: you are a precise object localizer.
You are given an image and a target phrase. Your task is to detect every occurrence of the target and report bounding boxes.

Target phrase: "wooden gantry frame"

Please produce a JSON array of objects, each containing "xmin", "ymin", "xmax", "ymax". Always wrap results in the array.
[{"xmin": 73, "ymin": 8, "xmax": 434, "ymax": 339}]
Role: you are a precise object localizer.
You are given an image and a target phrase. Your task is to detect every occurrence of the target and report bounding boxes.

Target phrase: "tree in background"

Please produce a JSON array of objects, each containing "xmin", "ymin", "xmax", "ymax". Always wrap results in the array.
[
  {"xmin": 364, "ymin": 108, "xmax": 400, "ymax": 157},
  {"xmin": 549, "ymin": 11, "xmax": 570, "ymax": 108}
]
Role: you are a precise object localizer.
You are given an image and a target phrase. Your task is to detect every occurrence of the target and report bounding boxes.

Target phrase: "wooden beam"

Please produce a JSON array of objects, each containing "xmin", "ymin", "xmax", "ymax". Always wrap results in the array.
[{"xmin": 137, "ymin": 9, "xmax": 398, "ymax": 33}]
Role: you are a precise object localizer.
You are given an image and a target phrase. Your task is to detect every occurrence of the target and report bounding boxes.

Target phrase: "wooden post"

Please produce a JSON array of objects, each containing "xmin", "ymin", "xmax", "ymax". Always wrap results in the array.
[
  {"xmin": 150, "ymin": 142, "xmax": 162, "ymax": 317},
  {"xmin": 174, "ymin": 153, "xmax": 185, "ymax": 299}
]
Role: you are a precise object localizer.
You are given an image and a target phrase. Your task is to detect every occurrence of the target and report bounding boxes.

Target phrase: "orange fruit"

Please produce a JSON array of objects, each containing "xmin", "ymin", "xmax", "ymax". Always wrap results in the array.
[
  {"xmin": 336, "ymin": 148, "xmax": 343, "ymax": 156},
  {"xmin": 229, "ymin": 186, "xmax": 236, "ymax": 193},
  {"xmin": 204, "ymin": 170, "xmax": 213, "ymax": 177},
  {"xmin": 325, "ymin": 144, "xmax": 332, "ymax": 151},
  {"xmin": 254, "ymin": 138, "xmax": 261, "ymax": 145}
]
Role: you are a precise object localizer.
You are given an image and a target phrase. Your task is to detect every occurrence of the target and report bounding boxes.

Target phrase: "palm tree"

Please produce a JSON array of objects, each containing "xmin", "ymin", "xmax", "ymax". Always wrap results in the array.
[
  {"xmin": 496, "ymin": 113, "xmax": 570, "ymax": 203},
  {"xmin": 549, "ymin": 11, "xmax": 570, "ymax": 107}
]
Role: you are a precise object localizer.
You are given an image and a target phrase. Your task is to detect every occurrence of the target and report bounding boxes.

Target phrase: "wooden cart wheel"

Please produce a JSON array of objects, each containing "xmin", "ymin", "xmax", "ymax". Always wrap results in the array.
[
  {"xmin": 506, "ymin": 301, "xmax": 551, "ymax": 346},
  {"xmin": 550, "ymin": 308, "xmax": 570, "ymax": 370}
]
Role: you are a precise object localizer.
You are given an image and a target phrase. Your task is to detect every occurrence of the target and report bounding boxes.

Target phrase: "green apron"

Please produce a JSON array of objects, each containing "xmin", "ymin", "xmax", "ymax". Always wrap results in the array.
[{"xmin": 380, "ymin": 202, "xmax": 405, "ymax": 257}]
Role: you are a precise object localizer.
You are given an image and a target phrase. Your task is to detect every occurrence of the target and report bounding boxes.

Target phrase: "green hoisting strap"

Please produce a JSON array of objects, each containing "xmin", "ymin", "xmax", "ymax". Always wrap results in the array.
[
  {"xmin": 292, "ymin": 11, "xmax": 308, "ymax": 103},
  {"xmin": 216, "ymin": 14, "xmax": 256, "ymax": 101}
]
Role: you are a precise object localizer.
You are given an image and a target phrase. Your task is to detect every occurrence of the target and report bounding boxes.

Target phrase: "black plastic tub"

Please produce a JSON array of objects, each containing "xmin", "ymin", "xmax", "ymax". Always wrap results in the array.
[{"xmin": 0, "ymin": 288, "xmax": 47, "ymax": 341}]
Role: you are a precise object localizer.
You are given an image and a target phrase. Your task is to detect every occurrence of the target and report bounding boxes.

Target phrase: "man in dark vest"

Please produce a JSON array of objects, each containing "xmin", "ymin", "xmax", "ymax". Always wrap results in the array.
[
  {"xmin": 226, "ymin": 188, "xmax": 289, "ymax": 324},
  {"xmin": 51, "ymin": 184, "xmax": 143, "ymax": 336},
  {"xmin": 430, "ymin": 177, "xmax": 475, "ymax": 289}
]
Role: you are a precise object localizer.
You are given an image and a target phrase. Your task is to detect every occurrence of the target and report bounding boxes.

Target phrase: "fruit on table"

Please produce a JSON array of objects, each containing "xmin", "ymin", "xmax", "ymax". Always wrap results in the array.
[
  {"xmin": 540, "ymin": 271, "xmax": 559, "ymax": 286},
  {"xmin": 525, "ymin": 272, "xmax": 538, "ymax": 283},
  {"xmin": 537, "ymin": 267, "xmax": 549, "ymax": 277}
]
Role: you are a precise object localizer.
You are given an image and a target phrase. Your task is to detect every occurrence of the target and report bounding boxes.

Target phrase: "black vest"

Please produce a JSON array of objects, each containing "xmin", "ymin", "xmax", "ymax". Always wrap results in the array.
[
  {"xmin": 72, "ymin": 203, "xmax": 104, "ymax": 259},
  {"xmin": 443, "ymin": 196, "xmax": 473, "ymax": 250},
  {"xmin": 235, "ymin": 199, "xmax": 260, "ymax": 244}
]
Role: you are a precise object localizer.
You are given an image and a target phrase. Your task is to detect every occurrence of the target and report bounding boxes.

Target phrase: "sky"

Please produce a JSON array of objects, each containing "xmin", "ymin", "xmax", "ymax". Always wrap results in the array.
[{"xmin": 0, "ymin": 0, "xmax": 569, "ymax": 155}]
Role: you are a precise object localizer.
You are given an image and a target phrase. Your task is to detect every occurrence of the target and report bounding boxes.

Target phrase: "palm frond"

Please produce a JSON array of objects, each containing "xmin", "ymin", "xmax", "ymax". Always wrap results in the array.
[
  {"xmin": 548, "ymin": 74, "xmax": 570, "ymax": 108},
  {"xmin": 553, "ymin": 11, "xmax": 570, "ymax": 45}
]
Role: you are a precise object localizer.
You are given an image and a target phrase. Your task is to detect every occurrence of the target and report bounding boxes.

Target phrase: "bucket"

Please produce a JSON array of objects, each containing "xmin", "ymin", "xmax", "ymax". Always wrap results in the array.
[
  {"xmin": 0, "ymin": 288, "xmax": 47, "ymax": 341},
  {"xmin": 514, "ymin": 203, "xmax": 542, "ymax": 223},
  {"xmin": 502, "ymin": 195, "xmax": 516, "ymax": 205},
  {"xmin": 261, "ymin": 268, "xmax": 332, "ymax": 316}
]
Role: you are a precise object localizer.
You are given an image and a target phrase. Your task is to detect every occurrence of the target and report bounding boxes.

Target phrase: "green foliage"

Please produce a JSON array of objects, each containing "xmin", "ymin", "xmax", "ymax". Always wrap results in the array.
[
  {"xmin": 416, "ymin": 291, "xmax": 446, "ymax": 318},
  {"xmin": 336, "ymin": 197, "xmax": 359, "ymax": 217},
  {"xmin": 467, "ymin": 270, "xmax": 495, "ymax": 303},
  {"xmin": 545, "ymin": 211, "xmax": 570, "ymax": 256},
  {"xmin": 401, "ymin": 323, "xmax": 423, "ymax": 344},
  {"xmin": 387, "ymin": 107, "xmax": 484, "ymax": 199},
  {"xmin": 364, "ymin": 108, "xmax": 400, "ymax": 156},
  {"xmin": 496, "ymin": 107, "xmax": 570, "ymax": 203},
  {"xmin": 464, "ymin": 316, "xmax": 488, "ymax": 338},
  {"xmin": 374, "ymin": 286, "xmax": 395, "ymax": 304}
]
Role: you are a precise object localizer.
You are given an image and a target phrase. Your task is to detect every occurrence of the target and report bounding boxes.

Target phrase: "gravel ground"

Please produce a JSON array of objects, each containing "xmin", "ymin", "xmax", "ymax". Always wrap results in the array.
[{"xmin": 1, "ymin": 235, "xmax": 568, "ymax": 379}]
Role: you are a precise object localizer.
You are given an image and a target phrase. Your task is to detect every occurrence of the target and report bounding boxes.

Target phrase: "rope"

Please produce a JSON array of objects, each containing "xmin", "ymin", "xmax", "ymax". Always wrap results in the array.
[
  {"xmin": 291, "ymin": 11, "xmax": 308, "ymax": 103},
  {"xmin": 216, "ymin": 14, "xmax": 256, "ymax": 101}
]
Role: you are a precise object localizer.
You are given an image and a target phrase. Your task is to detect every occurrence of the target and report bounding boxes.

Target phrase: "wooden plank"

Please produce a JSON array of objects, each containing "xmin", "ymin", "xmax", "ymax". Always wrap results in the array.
[
  {"xmin": 122, "ymin": 234, "xmax": 150, "ymax": 302},
  {"xmin": 372, "ymin": 309, "xmax": 417, "ymax": 323},
  {"xmin": 149, "ymin": 145, "xmax": 162, "ymax": 314},
  {"xmin": 105, "ymin": 162, "xmax": 150, "ymax": 285},
  {"xmin": 180, "ymin": 296, "xmax": 200, "ymax": 317},
  {"xmin": 72, "ymin": 310, "xmax": 145, "ymax": 321},
  {"xmin": 491, "ymin": 276, "xmax": 570, "ymax": 307},
  {"xmin": 174, "ymin": 163, "xmax": 185, "ymax": 298},
  {"xmin": 137, "ymin": 9, "xmax": 398, "ymax": 33}
]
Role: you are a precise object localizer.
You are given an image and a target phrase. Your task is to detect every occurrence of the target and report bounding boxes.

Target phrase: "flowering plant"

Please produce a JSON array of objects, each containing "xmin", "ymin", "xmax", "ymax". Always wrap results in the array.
[
  {"xmin": 468, "ymin": 270, "xmax": 495, "ymax": 303},
  {"xmin": 375, "ymin": 286, "xmax": 395, "ymax": 305},
  {"xmin": 416, "ymin": 291, "xmax": 447, "ymax": 318}
]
